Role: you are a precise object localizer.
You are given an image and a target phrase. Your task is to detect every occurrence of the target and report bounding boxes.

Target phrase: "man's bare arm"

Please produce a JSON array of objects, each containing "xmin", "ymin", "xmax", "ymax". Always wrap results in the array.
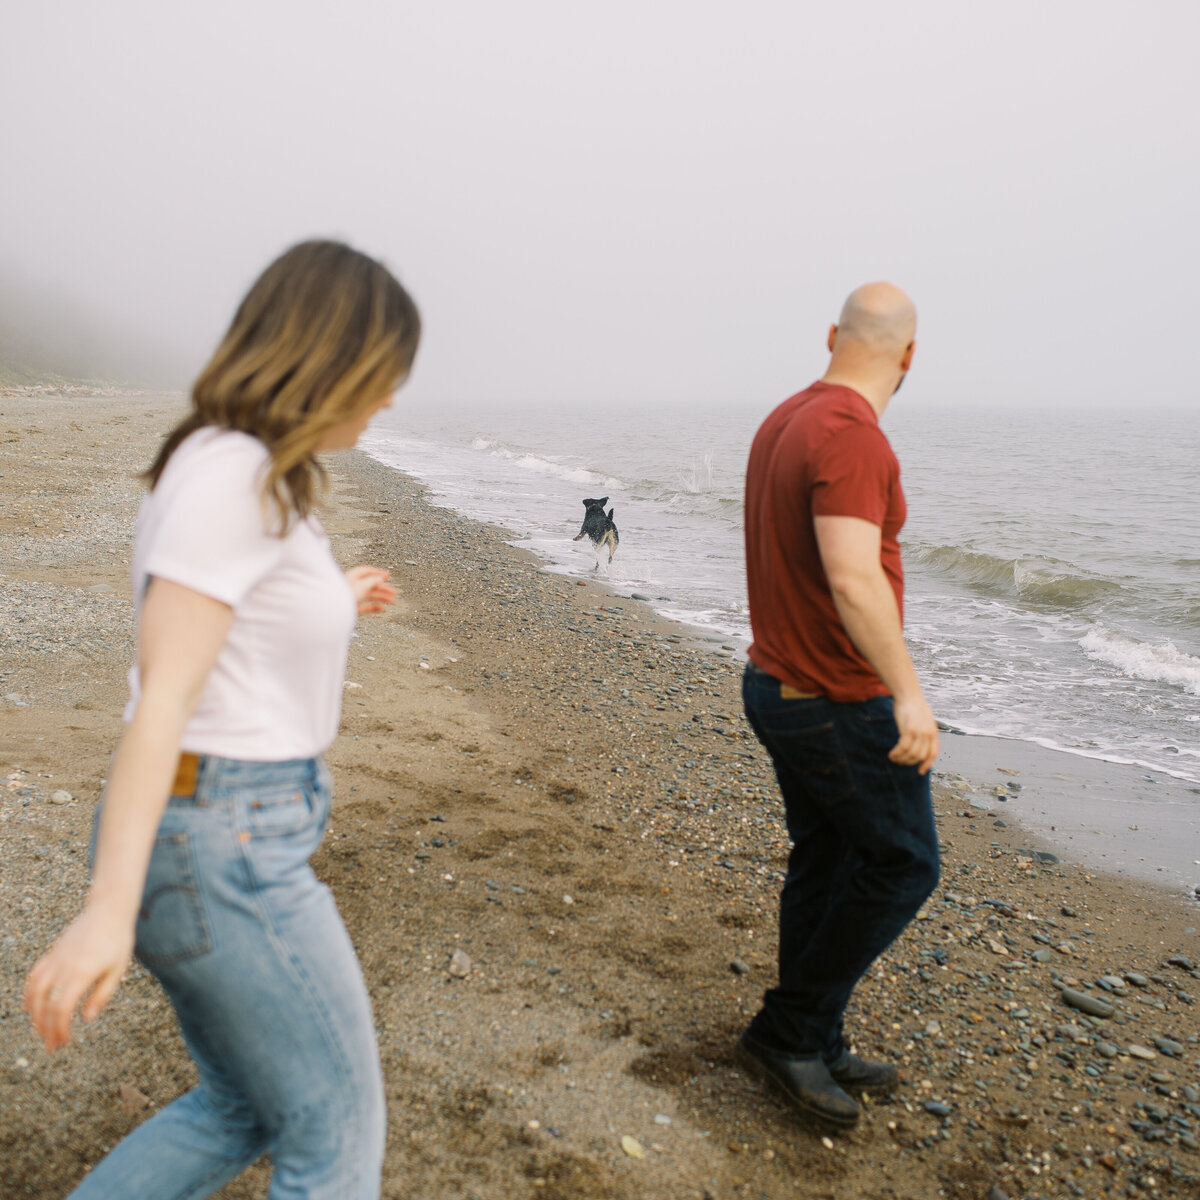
[{"xmin": 814, "ymin": 514, "xmax": 939, "ymax": 773}]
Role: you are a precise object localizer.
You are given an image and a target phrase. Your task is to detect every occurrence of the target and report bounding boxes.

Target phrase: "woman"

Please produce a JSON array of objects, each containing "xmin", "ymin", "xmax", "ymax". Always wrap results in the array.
[{"xmin": 24, "ymin": 239, "xmax": 420, "ymax": 1199}]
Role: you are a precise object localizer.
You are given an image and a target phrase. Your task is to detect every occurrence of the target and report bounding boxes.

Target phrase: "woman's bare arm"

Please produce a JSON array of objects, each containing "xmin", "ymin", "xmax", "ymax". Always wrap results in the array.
[{"xmin": 23, "ymin": 579, "xmax": 233, "ymax": 1051}]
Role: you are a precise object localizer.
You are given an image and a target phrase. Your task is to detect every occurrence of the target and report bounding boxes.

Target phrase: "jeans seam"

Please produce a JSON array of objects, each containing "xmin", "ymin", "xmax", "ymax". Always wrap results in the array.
[{"xmin": 232, "ymin": 793, "xmax": 365, "ymax": 1193}]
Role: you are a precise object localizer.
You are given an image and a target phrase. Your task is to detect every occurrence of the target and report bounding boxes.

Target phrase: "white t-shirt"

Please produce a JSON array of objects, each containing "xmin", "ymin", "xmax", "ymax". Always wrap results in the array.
[{"xmin": 124, "ymin": 428, "xmax": 358, "ymax": 761}]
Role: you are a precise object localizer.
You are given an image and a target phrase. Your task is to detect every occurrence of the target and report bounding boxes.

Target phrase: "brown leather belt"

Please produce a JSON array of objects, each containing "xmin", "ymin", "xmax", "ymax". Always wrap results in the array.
[
  {"xmin": 780, "ymin": 684, "xmax": 821, "ymax": 699},
  {"xmin": 171, "ymin": 752, "xmax": 200, "ymax": 797}
]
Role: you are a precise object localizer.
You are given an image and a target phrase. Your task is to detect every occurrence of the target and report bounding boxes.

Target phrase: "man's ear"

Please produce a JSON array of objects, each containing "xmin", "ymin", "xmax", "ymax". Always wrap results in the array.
[
  {"xmin": 900, "ymin": 340, "xmax": 916, "ymax": 372},
  {"xmin": 827, "ymin": 324, "xmax": 838, "ymax": 354}
]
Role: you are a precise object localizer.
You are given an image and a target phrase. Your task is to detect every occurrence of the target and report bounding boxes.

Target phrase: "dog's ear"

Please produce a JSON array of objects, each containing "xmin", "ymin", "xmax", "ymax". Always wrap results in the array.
[
  {"xmin": 597, "ymin": 497, "xmax": 608, "ymax": 508},
  {"xmin": 582, "ymin": 497, "xmax": 597, "ymax": 507}
]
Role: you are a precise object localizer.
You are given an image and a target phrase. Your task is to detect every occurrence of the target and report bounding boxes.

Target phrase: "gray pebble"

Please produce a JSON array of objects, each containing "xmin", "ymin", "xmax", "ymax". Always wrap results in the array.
[
  {"xmin": 1054, "ymin": 1023, "xmax": 1087, "ymax": 1041},
  {"xmin": 1061, "ymin": 988, "xmax": 1115, "ymax": 1018}
]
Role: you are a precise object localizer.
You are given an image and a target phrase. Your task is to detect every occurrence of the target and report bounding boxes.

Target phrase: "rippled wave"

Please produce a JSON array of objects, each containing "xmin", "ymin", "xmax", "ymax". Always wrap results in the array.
[{"xmin": 909, "ymin": 544, "xmax": 1125, "ymax": 609}]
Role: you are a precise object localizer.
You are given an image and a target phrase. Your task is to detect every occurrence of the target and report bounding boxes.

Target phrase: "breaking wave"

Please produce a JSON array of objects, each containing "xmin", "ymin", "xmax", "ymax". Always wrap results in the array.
[
  {"xmin": 469, "ymin": 437, "xmax": 624, "ymax": 490},
  {"xmin": 1080, "ymin": 628, "xmax": 1200, "ymax": 696}
]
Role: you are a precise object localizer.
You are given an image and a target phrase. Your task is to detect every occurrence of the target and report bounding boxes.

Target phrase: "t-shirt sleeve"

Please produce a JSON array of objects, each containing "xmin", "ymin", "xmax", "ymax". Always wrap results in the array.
[
  {"xmin": 810, "ymin": 424, "xmax": 895, "ymax": 526},
  {"xmin": 142, "ymin": 441, "xmax": 285, "ymax": 607}
]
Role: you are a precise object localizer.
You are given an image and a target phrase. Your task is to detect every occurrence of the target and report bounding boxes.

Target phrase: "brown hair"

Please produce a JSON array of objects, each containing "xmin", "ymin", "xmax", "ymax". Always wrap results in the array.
[{"xmin": 146, "ymin": 240, "xmax": 420, "ymax": 529}]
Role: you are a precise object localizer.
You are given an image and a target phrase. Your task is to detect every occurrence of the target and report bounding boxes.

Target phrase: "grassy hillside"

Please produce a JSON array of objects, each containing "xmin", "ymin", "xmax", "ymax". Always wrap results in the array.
[{"xmin": 0, "ymin": 269, "xmax": 181, "ymax": 389}]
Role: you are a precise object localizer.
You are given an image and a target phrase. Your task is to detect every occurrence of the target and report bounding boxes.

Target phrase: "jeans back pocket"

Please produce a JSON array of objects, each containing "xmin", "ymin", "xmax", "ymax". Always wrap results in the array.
[
  {"xmin": 136, "ymin": 832, "xmax": 213, "ymax": 967},
  {"xmin": 242, "ymin": 785, "xmax": 318, "ymax": 838}
]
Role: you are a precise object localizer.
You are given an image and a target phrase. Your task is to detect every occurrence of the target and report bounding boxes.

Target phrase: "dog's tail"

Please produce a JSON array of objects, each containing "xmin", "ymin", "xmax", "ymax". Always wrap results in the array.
[{"xmin": 607, "ymin": 508, "xmax": 615, "ymax": 523}]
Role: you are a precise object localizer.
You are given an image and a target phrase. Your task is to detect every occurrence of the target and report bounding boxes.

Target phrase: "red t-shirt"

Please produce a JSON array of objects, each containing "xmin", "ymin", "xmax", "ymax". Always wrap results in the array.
[{"xmin": 744, "ymin": 382, "xmax": 906, "ymax": 703}]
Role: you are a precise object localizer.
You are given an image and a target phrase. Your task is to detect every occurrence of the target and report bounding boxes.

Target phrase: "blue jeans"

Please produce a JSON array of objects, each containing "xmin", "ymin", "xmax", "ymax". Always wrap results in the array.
[
  {"xmin": 73, "ymin": 756, "xmax": 384, "ymax": 1200},
  {"xmin": 741, "ymin": 662, "xmax": 940, "ymax": 1061}
]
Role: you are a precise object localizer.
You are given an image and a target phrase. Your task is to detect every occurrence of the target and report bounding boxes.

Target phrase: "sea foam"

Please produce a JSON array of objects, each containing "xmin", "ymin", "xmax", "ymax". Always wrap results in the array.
[{"xmin": 1080, "ymin": 627, "xmax": 1200, "ymax": 696}]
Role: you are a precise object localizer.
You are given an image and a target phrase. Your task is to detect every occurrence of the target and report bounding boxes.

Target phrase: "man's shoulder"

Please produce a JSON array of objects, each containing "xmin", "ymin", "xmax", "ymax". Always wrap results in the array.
[{"xmin": 760, "ymin": 384, "xmax": 886, "ymax": 455}]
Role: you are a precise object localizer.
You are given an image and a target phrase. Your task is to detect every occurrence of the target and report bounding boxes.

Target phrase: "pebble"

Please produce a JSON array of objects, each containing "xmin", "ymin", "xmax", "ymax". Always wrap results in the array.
[
  {"xmin": 729, "ymin": 959, "xmax": 751, "ymax": 976},
  {"xmin": 1054, "ymin": 1023, "xmax": 1087, "ymax": 1041},
  {"xmin": 1127, "ymin": 1045, "xmax": 1158, "ymax": 1060},
  {"xmin": 118, "ymin": 1082, "xmax": 151, "ymax": 1111},
  {"xmin": 1151, "ymin": 1036, "xmax": 1183, "ymax": 1057},
  {"xmin": 47, "ymin": 790, "xmax": 73, "ymax": 805},
  {"xmin": 447, "ymin": 949, "xmax": 472, "ymax": 978},
  {"xmin": 924, "ymin": 1101, "xmax": 952, "ymax": 1117},
  {"xmin": 1124, "ymin": 971, "xmax": 1149, "ymax": 987},
  {"xmin": 1061, "ymin": 988, "xmax": 1115, "ymax": 1018},
  {"xmin": 1095, "ymin": 1042, "xmax": 1119, "ymax": 1058},
  {"xmin": 620, "ymin": 1135, "xmax": 645, "ymax": 1159}
]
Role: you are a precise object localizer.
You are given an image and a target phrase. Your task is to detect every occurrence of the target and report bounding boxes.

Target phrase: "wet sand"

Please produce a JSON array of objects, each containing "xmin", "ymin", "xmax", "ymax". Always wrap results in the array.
[{"xmin": 2, "ymin": 391, "xmax": 1199, "ymax": 1200}]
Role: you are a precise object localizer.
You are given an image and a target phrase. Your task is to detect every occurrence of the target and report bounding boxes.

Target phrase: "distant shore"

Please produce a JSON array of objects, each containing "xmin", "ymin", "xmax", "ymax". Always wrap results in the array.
[
  {"xmin": 2, "ymin": 392, "xmax": 1199, "ymax": 1199},
  {"xmin": 0, "ymin": 380, "xmax": 158, "ymax": 399}
]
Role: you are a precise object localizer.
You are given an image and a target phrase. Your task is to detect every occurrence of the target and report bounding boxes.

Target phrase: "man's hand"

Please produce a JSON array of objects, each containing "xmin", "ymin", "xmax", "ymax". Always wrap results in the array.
[
  {"xmin": 890, "ymin": 693, "xmax": 940, "ymax": 775},
  {"xmin": 346, "ymin": 566, "xmax": 397, "ymax": 616}
]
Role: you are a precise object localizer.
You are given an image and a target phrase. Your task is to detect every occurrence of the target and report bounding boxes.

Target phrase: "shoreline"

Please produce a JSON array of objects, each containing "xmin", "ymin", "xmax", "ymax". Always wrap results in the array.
[
  {"xmin": 372, "ymin": 448, "xmax": 1200, "ymax": 900},
  {"xmin": 3, "ymin": 392, "xmax": 1199, "ymax": 1199}
]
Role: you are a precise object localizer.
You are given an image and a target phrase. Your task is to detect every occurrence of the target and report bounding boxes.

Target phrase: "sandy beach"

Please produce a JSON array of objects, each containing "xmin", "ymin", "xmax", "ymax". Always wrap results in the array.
[{"xmin": 2, "ymin": 391, "xmax": 1199, "ymax": 1200}]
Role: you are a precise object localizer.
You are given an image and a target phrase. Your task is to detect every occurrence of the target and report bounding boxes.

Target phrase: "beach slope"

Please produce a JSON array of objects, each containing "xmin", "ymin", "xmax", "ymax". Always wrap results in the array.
[{"xmin": 2, "ymin": 392, "xmax": 1198, "ymax": 1199}]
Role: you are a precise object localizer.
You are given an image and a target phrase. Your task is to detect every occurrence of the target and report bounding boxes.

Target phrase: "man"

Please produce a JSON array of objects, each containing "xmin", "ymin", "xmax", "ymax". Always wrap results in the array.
[{"xmin": 738, "ymin": 282, "xmax": 940, "ymax": 1129}]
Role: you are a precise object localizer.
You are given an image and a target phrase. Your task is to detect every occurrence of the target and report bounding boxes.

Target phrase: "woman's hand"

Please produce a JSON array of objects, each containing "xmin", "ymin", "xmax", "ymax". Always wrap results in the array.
[
  {"xmin": 345, "ymin": 565, "xmax": 397, "ymax": 616},
  {"xmin": 24, "ymin": 905, "xmax": 135, "ymax": 1052}
]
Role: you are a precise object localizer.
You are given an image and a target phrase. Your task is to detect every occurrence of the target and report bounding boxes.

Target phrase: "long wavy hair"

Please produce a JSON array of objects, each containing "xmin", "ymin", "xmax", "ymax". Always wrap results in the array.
[{"xmin": 146, "ymin": 240, "xmax": 420, "ymax": 530}]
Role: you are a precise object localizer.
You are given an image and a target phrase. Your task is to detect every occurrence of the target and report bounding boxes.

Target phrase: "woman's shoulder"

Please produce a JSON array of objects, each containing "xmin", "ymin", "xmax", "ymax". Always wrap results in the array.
[
  {"xmin": 160, "ymin": 427, "xmax": 270, "ymax": 486},
  {"xmin": 177, "ymin": 426, "xmax": 269, "ymax": 465}
]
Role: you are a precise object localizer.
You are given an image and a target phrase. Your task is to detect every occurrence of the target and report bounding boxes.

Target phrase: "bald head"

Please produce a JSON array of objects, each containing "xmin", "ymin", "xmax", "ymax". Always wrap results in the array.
[
  {"xmin": 835, "ymin": 282, "xmax": 917, "ymax": 352},
  {"xmin": 822, "ymin": 282, "xmax": 918, "ymax": 414}
]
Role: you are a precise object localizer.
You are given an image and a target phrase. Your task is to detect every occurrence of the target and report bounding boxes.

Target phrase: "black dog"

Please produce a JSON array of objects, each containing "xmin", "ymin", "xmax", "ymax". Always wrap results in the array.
[{"xmin": 573, "ymin": 496, "xmax": 619, "ymax": 567}]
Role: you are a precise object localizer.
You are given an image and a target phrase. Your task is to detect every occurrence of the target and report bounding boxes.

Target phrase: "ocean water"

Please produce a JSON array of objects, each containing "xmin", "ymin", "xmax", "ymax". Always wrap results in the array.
[{"xmin": 361, "ymin": 401, "xmax": 1200, "ymax": 785}]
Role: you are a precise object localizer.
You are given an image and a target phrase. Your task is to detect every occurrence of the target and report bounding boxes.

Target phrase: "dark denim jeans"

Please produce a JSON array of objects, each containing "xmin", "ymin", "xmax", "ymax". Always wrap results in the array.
[{"xmin": 742, "ymin": 662, "xmax": 940, "ymax": 1061}]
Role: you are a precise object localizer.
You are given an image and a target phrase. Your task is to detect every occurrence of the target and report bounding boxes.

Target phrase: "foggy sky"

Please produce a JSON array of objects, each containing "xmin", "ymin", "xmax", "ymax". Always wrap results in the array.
[{"xmin": 3, "ymin": 1, "xmax": 1198, "ymax": 412}]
